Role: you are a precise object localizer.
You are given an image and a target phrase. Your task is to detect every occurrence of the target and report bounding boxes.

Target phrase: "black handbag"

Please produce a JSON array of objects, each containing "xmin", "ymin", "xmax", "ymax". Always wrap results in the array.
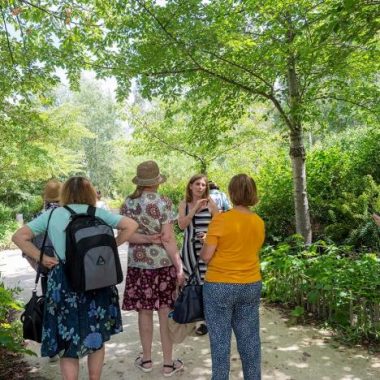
[
  {"xmin": 20, "ymin": 291, "xmax": 45, "ymax": 343},
  {"xmin": 172, "ymin": 266, "xmax": 204, "ymax": 324},
  {"xmin": 20, "ymin": 209, "xmax": 55, "ymax": 342}
]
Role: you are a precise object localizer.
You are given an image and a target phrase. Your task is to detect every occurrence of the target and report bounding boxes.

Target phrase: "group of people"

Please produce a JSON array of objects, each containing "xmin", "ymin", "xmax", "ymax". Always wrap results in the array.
[{"xmin": 12, "ymin": 160, "xmax": 265, "ymax": 380}]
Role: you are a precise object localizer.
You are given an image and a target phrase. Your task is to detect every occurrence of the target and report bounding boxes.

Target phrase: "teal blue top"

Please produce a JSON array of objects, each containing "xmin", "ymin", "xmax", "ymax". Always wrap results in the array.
[{"xmin": 27, "ymin": 204, "xmax": 123, "ymax": 260}]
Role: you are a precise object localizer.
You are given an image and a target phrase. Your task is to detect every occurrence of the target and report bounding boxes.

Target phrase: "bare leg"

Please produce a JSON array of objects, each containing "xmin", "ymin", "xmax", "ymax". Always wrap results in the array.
[
  {"xmin": 138, "ymin": 309, "xmax": 153, "ymax": 368},
  {"xmin": 87, "ymin": 346, "xmax": 105, "ymax": 380},
  {"xmin": 158, "ymin": 307, "xmax": 174, "ymax": 373},
  {"xmin": 60, "ymin": 358, "xmax": 79, "ymax": 380}
]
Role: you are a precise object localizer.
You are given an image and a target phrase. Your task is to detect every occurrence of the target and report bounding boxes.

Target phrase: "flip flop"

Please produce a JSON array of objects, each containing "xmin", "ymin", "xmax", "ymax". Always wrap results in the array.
[
  {"xmin": 135, "ymin": 356, "xmax": 153, "ymax": 373},
  {"xmin": 163, "ymin": 359, "xmax": 184, "ymax": 377}
]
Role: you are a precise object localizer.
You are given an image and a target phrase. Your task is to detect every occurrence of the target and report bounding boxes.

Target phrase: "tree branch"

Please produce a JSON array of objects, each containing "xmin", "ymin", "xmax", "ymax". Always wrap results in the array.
[
  {"xmin": 19, "ymin": 0, "xmax": 102, "ymax": 27},
  {"xmin": 134, "ymin": 0, "xmax": 269, "ymax": 97},
  {"xmin": 312, "ymin": 95, "xmax": 380, "ymax": 118},
  {"xmin": 145, "ymin": 67, "xmax": 202, "ymax": 76},
  {"xmin": 0, "ymin": 4, "xmax": 15, "ymax": 65},
  {"xmin": 133, "ymin": 116, "xmax": 207, "ymax": 167},
  {"xmin": 202, "ymin": 49, "xmax": 274, "ymax": 92}
]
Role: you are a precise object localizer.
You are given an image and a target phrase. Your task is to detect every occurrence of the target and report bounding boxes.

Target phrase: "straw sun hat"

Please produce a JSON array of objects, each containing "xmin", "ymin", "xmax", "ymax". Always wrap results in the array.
[
  {"xmin": 132, "ymin": 160, "xmax": 167, "ymax": 186},
  {"xmin": 43, "ymin": 179, "xmax": 62, "ymax": 202}
]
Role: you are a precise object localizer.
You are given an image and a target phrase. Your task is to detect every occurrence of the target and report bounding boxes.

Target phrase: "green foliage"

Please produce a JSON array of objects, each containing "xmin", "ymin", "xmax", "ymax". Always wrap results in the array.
[
  {"xmin": 0, "ymin": 279, "xmax": 33, "ymax": 355},
  {"xmin": 255, "ymin": 150, "xmax": 294, "ymax": 241},
  {"xmin": 261, "ymin": 240, "xmax": 380, "ymax": 344},
  {"xmin": 0, "ymin": 204, "xmax": 18, "ymax": 249},
  {"xmin": 323, "ymin": 176, "xmax": 380, "ymax": 250},
  {"xmin": 66, "ymin": 79, "xmax": 125, "ymax": 195}
]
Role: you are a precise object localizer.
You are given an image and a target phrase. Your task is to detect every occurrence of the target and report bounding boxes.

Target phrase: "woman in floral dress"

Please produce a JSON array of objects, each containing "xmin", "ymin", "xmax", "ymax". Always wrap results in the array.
[
  {"xmin": 120, "ymin": 160, "xmax": 185, "ymax": 377},
  {"xmin": 12, "ymin": 176, "xmax": 138, "ymax": 380}
]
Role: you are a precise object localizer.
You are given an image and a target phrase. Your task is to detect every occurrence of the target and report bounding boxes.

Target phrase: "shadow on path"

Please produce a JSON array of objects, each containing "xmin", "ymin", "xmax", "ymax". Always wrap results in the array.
[{"xmin": 1, "ymin": 248, "xmax": 379, "ymax": 380}]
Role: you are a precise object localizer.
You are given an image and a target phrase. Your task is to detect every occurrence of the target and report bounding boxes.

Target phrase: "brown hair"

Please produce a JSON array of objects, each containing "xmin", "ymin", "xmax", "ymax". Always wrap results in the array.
[
  {"xmin": 60, "ymin": 176, "xmax": 97, "ymax": 206},
  {"xmin": 129, "ymin": 186, "xmax": 145, "ymax": 200},
  {"xmin": 228, "ymin": 174, "xmax": 258, "ymax": 207},
  {"xmin": 185, "ymin": 174, "xmax": 209, "ymax": 203}
]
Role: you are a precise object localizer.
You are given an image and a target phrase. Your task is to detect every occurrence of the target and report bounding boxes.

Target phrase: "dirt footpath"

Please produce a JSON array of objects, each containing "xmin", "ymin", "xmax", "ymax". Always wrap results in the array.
[{"xmin": 1, "ymin": 247, "xmax": 379, "ymax": 380}]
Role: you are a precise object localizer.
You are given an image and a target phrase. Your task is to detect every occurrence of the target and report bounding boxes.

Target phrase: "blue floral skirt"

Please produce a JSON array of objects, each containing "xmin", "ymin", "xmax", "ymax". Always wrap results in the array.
[{"xmin": 41, "ymin": 263, "xmax": 123, "ymax": 359}]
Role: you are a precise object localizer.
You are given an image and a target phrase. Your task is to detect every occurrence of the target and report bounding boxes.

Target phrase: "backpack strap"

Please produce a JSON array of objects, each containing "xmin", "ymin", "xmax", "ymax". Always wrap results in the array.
[
  {"xmin": 87, "ymin": 205, "xmax": 96, "ymax": 217},
  {"xmin": 64, "ymin": 205, "xmax": 76, "ymax": 215},
  {"xmin": 35, "ymin": 208, "xmax": 56, "ymax": 289}
]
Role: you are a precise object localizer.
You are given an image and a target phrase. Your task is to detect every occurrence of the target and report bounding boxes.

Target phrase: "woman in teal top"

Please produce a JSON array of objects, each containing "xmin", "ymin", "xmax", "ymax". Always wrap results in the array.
[{"xmin": 12, "ymin": 176, "xmax": 138, "ymax": 380}]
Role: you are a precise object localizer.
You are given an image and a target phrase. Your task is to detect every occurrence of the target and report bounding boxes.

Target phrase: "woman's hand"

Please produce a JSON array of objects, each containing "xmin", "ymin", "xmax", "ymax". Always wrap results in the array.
[
  {"xmin": 41, "ymin": 254, "xmax": 59, "ymax": 270},
  {"xmin": 192, "ymin": 198, "xmax": 208, "ymax": 213},
  {"xmin": 176, "ymin": 270, "xmax": 185, "ymax": 287},
  {"xmin": 148, "ymin": 233, "xmax": 163, "ymax": 244},
  {"xmin": 373, "ymin": 213, "xmax": 380, "ymax": 227},
  {"xmin": 195, "ymin": 231, "xmax": 206, "ymax": 244}
]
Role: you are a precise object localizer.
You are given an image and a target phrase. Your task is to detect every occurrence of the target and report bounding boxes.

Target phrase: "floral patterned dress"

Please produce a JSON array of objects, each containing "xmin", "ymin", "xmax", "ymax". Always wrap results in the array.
[
  {"xmin": 120, "ymin": 191, "xmax": 178, "ymax": 311},
  {"xmin": 42, "ymin": 263, "xmax": 122, "ymax": 358}
]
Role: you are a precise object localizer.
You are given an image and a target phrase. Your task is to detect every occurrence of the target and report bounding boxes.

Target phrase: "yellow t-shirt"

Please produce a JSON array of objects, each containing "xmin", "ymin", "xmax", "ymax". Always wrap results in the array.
[{"xmin": 205, "ymin": 209, "xmax": 265, "ymax": 283}]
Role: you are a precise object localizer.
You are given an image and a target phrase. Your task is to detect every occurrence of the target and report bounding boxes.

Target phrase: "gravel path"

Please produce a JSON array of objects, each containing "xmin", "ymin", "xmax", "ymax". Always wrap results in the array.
[{"xmin": 1, "ymin": 247, "xmax": 379, "ymax": 380}]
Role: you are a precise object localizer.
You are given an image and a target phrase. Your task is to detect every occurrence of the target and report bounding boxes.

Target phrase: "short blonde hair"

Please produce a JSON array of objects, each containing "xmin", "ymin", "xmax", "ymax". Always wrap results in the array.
[
  {"xmin": 60, "ymin": 176, "xmax": 97, "ymax": 206},
  {"xmin": 185, "ymin": 174, "xmax": 209, "ymax": 203},
  {"xmin": 228, "ymin": 174, "xmax": 258, "ymax": 207}
]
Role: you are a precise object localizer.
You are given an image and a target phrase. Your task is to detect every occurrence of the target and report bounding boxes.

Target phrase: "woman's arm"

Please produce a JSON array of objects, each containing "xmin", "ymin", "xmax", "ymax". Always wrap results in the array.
[
  {"xmin": 373, "ymin": 213, "xmax": 380, "ymax": 227},
  {"xmin": 200, "ymin": 243, "xmax": 217, "ymax": 264},
  {"xmin": 12, "ymin": 226, "xmax": 58, "ymax": 269},
  {"xmin": 178, "ymin": 199, "xmax": 208, "ymax": 230},
  {"xmin": 161, "ymin": 223, "xmax": 185, "ymax": 286},
  {"xmin": 127, "ymin": 233, "xmax": 162, "ymax": 244},
  {"xmin": 115, "ymin": 217, "xmax": 139, "ymax": 246},
  {"xmin": 177, "ymin": 201, "xmax": 191, "ymax": 230}
]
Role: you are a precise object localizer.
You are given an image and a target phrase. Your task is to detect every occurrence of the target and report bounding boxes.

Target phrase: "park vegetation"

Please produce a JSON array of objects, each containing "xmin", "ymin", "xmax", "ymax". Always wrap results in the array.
[{"xmin": 0, "ymin": 0, "xmax": 379, "ymax": 360}]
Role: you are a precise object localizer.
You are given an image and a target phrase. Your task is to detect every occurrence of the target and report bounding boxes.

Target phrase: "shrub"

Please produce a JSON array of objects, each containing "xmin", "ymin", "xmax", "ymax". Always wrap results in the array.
[{"xmin": 261, "ymin": 240, "xmax": 380, "ymax": 344}]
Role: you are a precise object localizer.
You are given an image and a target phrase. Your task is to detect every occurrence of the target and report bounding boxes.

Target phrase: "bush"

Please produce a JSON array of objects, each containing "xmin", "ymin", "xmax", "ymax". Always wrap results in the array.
[
  {"xmin": 261, "ymin": 240, "xmax": 380, "ymax": 344},
  {"xmin": 0, "ymin": 204, "xmax": 18, "ymax": 249},
  {"xmin": 0, "ymin": 277, "xmax": 32, "ymax": 355}
]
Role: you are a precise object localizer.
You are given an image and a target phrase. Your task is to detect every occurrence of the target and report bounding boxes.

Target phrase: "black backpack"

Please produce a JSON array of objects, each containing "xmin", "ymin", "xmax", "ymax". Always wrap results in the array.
[{"xmin": 64, "ymin": 205, "xmax": 123, "ymax": 292}]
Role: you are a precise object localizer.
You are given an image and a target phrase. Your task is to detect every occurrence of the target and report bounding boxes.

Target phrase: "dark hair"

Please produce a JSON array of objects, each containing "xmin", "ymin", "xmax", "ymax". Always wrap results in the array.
[
  {"xmin": 208, "ymin": 181, "xmax": 219, "ymax": 190},
  {"xmin": 185, "ymin": 174, "xmax": 209, "ymax": 203},
  {"xmin": 60, "ymin": 176, "xmax": 97, "ymax": 206},
  {"xmin": 228, "ymin": 174, "xmax": 258, "ymax": 207}
]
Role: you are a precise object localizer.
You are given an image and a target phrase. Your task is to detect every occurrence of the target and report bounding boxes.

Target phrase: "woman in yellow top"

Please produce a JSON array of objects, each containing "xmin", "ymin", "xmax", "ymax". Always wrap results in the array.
[{"xmin": 200, "ymin": 173, "xmax": 265, "ymax": 380}]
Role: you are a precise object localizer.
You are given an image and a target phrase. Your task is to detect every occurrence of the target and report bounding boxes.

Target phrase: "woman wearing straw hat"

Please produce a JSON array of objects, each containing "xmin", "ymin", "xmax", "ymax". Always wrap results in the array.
[
  {"xmin": 120, "ymin": 160, "xmax": 185, "ymax": 377},
  {"xmin": 22, "ymin": 179, "xmax": 63, "ymax": 295}
]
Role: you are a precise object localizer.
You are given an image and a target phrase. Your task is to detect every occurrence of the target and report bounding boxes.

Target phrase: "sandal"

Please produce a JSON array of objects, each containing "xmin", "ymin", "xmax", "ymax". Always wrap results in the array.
[
  {"xmin": 135, "ymin": 356, "xmax": 153, "ymax": 373},
  {"xmin": 163, "ymin": 359, "xmax": 184, "ymax": 377}
]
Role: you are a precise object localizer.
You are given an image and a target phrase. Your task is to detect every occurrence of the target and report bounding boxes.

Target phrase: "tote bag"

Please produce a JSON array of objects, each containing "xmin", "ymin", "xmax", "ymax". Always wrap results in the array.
[{"xmin": 172, "ymin": 268, "xmax": 204, "ymax": 324}]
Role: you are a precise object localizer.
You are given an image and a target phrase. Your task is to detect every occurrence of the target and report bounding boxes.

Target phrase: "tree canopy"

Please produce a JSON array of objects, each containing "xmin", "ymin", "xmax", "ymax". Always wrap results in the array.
[{"xmin": 1, "ymin": 0, "xmax": 379, "ymax": 242}]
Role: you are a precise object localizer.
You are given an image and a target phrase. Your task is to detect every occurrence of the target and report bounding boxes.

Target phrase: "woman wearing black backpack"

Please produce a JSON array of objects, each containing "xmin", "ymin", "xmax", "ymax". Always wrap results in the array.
[{"xmin": 12, "ymin": 176, "xmax": 138, "ymax": 380}]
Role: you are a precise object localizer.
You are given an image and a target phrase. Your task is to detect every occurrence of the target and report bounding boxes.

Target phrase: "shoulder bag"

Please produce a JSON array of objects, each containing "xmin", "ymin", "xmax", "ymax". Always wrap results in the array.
[
  {"xmin": 172, "ymin": 261, "xmax": 204, "ymax": 324},
  {"xmin": 20, "ymin": 209, "xmax": 55, "ymax": 343}
]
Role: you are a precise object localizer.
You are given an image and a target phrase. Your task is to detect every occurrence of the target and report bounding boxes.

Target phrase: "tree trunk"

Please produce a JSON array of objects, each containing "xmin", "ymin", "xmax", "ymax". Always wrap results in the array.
[
  {"xmin": 287, "ymin": 50, "xmax": 312, "ymax": 244},
  {"xmin": 289, "ymin": 130, "xmax": 312, "ymax": 244}
]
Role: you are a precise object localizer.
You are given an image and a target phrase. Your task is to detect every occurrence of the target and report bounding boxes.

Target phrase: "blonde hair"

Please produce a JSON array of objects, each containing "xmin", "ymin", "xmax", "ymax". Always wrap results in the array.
[
  {"xmin": 60, "ymin": 176, "xmax": 97, "ymax": 206},
  {"xmin": 228, "ymin": 174, "xmax": 258, "ymax": 207},
  {"xmin": 185, "ymin": 174, "xmax": 209, "ymax": 203}
]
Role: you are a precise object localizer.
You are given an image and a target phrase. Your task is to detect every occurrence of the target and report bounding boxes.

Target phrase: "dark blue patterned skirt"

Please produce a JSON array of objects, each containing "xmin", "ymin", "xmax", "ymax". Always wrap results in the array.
[{"xmin": 41, "ymin": 263, "xmax": 123, "ymax": 358}]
